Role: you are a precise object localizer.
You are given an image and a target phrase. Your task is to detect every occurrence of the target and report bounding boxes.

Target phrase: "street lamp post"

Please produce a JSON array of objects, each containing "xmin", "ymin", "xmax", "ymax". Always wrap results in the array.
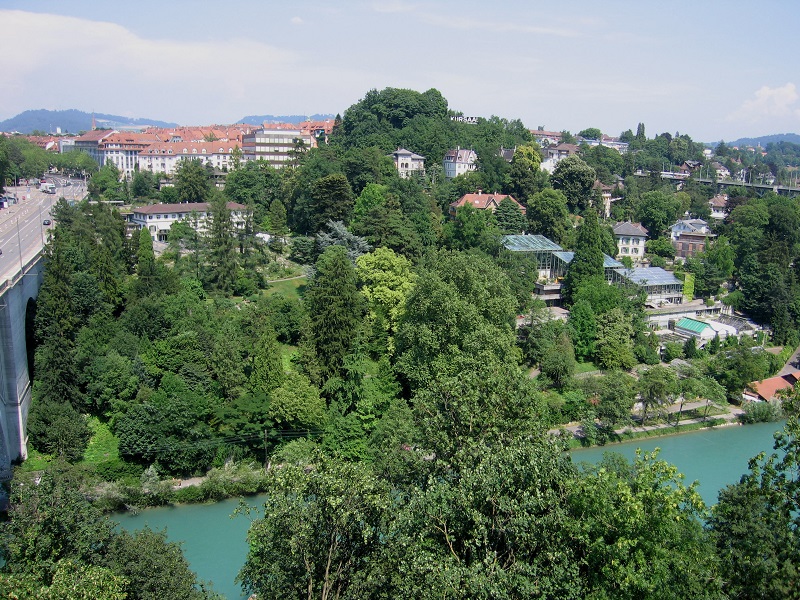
[
  {"xmin": 16, "ymin": 218, "xmax": 23, "ymax": 273},
  {"xmin": 38, "ymin": 201, "xmax": 44, "ymax": 246}
]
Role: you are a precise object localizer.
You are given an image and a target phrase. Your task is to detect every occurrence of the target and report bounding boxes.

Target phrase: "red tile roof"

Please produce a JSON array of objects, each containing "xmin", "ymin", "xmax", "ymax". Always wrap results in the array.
[
  {"xmin": 746, "ymin": 371, "xmax": 800, "ymax": 401},
  {"xmin": 449, "ymin": 192, "xmax": 525, "ymax": 215},
  {"xmin": 75, "ymin": 129, "xmax": 115, "ymax": 142}
]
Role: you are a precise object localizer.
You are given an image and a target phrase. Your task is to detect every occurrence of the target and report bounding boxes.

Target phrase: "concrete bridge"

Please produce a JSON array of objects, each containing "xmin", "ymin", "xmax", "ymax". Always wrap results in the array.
[
  {"xmin": 0, "ymin": 252, "xmax": 44, "ymax": 479},
  {"xmin": 0, "ymin": 185, "xmax": 62, "ymax": 479},
  {"xmin": 634, "ymin": 171, "xmax": 800, "ymax": 198}
]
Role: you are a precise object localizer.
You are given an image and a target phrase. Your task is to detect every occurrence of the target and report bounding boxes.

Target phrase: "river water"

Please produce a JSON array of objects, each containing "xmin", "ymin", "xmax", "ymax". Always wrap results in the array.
[{"xmin": 115, "ymin": 421, "xmax": 785, "ymax": 599}]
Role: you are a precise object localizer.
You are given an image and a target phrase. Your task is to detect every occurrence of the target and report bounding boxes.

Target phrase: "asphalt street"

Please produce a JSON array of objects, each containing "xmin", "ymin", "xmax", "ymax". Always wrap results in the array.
[{"xmin": 0, "ymin": 178, "xmax": 86, "ymax": 283}]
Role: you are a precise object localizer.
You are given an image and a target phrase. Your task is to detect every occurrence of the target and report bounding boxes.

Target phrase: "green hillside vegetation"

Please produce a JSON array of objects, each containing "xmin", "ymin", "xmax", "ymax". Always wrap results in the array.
[{"xmin": 1, "ymin": 87, "xmax": 799, "ymax": 599}]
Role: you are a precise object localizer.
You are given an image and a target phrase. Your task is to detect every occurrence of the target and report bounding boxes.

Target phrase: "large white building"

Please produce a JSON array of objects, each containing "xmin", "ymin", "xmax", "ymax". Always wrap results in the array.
[
  {"xmin": 443, "ymin": 147, "xmax": 477, "ymax": 179},
  {"xmin": 138, "ymin": 142, "xmax": 241, "ymax": 176},
  {"xmin": 74, "ymin": 130, "xmax": 161, "ymax": 179},
  {"xmin": 241, "ymin": 128, "xmax": 317, "ymax": 168},
  {"xmin": 131, "ymin": 201, "xmax": 249, "ymax": 242}
]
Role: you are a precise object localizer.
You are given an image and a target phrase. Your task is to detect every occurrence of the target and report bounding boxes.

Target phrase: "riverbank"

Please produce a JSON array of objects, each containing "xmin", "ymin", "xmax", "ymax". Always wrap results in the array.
[
  {"xmin": 551, "ymin": 400, "xmax": 748, "ymax": 449},
  {"xmin": 114, "ymin": 420, "xmax": 788, "ymax": 600}
]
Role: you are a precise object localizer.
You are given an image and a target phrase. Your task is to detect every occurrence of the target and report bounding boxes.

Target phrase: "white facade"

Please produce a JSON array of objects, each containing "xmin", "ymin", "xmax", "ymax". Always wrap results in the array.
[
  {"xmin": 241, "ymin": 129, "xmax": 316, "ymax": 168},
  {"xmin": 389, "ymin": 148, "xmax": 425, "ymax": 178},
  {"xmin": 612, "ymin": 222, "xmax": 648, "ymax": 263},
  {"xmin": 138, "ymin": 142, "xmax": 241, "ymax": 176},
  {"xmin": 443, "ymin": 147, "xmax": 477, "ymax": 179},
  {"xmin": 670, "ymin": 218, "xmax": 709, "ymax": 242},
  {"xmin": 131, "ymin": 202, "xmax": 249, "ymax": 242}
]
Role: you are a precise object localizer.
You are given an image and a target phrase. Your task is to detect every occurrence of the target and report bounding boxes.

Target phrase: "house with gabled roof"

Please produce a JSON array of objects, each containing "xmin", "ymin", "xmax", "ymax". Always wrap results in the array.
[
  {"xmin": 711, "ymin": 161, "xmax": 730, "ymax": 180},
  {"xmin": 708, "ymin": 194, "xmax": 729, "ymax": 220},
  {"xmin": 443, "ymin": 147, "xmax": 477, "ymax": 179},
  {"xmin": 449, "ymin": 191, "xmax": 525, "ymax": 218},
  {"xmin": 530, "ymin": 128, "xmax": 563, "ymax": 147},
  {"xmin": 743, "ymin": 371, "xmax": 800, "ymax": 403},
  {"xmin": 671, "ymin": 218, "xmax": 714, "ymax": 258},
  {"xmin": 612, "ymin": 221, "xmax": 648, "ymax": 264}
]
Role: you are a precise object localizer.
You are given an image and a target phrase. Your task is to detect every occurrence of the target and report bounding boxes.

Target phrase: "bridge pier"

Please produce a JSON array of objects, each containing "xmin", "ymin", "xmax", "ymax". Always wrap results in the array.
[{"xmin": 0, "ymin": 255, "xmax": 44, "ymax": 479}]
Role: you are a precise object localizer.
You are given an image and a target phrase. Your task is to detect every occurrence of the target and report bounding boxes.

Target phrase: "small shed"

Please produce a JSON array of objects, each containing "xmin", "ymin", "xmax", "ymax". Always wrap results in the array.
[{"xmin": 674, "ymin": 317, "xmax": 715, "ymax": 341}]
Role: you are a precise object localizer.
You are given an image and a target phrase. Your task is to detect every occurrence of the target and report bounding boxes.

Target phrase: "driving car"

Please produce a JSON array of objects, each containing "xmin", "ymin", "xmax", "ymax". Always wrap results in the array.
[{"xmin": 43, "ymin": 219, "xmax": 52, "ymax": 226}]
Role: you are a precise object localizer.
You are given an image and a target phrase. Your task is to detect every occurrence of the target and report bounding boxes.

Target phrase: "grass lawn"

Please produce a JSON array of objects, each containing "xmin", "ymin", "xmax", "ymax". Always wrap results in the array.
[
  {"xmin": 281, "ymin": 344, "xmax": 298, "ymax": 372},
  {"xmin": 264, "ymin": 276, "xmax": 307, "ymax": 300},
  {"xmin": 574, "ymin": 361, "xmax": 599, "ymax": 374},
  {"xmin": 18, "ymin": 447, "xmax": 52, "ymax": 472},
  {"xmin": 81, "ymin": 417, "xmax": 120, "ymax": 466}
]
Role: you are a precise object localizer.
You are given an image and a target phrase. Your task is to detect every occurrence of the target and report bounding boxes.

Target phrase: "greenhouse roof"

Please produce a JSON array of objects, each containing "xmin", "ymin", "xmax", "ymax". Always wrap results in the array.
[
  {"xmin": 614, "ymin": 266, "xmax": 681, "ymax": 286},
  {"xmin": 675, "ymin": 317, "xmax": 712, "ymax": 334},
  {"xmin": 502, "ymin": 234, "xmax": 563, "ymax": 252},
  {"xmin": 554, "ymin": 251, "xmax": 624, "ymax": 269}
]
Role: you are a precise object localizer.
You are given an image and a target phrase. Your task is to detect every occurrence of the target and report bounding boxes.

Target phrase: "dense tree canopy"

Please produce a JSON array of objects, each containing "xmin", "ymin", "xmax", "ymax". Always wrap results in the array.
[{"xmin": 11, "ymin": 87, "xmax": 800, "ymax": 600}]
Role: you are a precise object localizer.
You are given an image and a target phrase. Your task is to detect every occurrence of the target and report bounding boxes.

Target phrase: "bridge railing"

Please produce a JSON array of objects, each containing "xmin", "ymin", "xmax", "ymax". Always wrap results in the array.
[{"xmin": 0, "ymin": 249, "xmax": 44, "ymax": 298}]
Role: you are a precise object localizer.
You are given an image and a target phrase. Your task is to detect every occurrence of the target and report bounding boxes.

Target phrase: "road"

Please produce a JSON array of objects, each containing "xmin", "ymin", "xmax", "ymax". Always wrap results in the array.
[{"xmin": 0, "ymin": 178, "xmax": 86, "ymax": 284}]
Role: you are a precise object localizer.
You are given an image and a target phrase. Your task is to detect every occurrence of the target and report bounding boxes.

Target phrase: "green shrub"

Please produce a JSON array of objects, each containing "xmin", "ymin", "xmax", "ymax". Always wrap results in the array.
[
  {"xmin": 172, "ymin": 485, "xmax": 206, "ymax": 504},
  {"xmin": 94, "ymin": 457, "xmax": 143, "ymax": 481},
  {"xmin": 739, "ymin": 401, "xmax": 783, "ymax": 424}
]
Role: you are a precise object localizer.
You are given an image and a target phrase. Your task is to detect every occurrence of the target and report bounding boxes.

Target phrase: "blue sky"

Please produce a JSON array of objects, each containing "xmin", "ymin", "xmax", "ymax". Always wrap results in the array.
[{"xmin": 1, "ymin": 0, "xmax": 798, "ymax": 142}]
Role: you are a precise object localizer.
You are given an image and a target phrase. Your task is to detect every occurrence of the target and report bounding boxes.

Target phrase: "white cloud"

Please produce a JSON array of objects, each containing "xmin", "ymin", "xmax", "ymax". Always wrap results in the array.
[
  {"xmin": 290, "ymin": 16, "xmax": 304, "ymax": 25},
  {"xmin": 371, "ymin": 1, "xmax": 419, "ymax": 14},
  {"xmin": 369, "ymin": 2, "xmax": 577, "ymax": 37},
  {"xmin": 0, "ymin": 10, "xmax": 314, "ymax": 122},
  {"xmin": 418, "ymin": 12, "xmax": 578, "ymax": 38},
  {"xmin": 729, "ymin": 83, "xmax": 800, "ymax": 122}
]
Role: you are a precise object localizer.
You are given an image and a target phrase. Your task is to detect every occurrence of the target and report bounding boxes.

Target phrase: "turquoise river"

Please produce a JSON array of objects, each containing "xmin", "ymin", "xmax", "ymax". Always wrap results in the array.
[{"xmin": 115, "ymin": 421, "xmax": 785, "ymax": 599}]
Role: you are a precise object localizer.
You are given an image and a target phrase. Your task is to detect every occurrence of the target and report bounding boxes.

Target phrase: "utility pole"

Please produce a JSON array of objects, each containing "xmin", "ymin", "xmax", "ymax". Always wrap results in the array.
[{"xmin": 16, "ymin": 218, "xmax": 23, "ymax": 273}]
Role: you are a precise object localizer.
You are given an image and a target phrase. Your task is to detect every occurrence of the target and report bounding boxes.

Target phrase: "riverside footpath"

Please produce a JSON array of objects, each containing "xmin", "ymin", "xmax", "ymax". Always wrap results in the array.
[{"xmin": 551, "ymin": 400, "xmax": 746, "ymax": 440}]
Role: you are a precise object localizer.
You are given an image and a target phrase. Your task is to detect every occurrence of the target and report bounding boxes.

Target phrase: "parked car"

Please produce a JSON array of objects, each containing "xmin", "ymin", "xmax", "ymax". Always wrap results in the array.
[{"xmin": 43, "ymin": 219, "xmax": 51, "ymax": 226}]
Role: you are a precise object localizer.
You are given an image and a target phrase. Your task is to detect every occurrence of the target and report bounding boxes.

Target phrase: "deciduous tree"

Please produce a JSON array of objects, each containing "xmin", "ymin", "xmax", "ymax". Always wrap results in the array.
[{"xmin": 551, "ymin": 155, "xmax": 596, "ymax": 212}]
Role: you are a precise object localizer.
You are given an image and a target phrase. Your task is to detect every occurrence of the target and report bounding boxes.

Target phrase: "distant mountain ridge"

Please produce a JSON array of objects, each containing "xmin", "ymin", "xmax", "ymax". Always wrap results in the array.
[
  {"xmin": 725, "ymin": 133, "xmax": 800, "ymax": 147},
  {"xmin": 237, "ymin": 114, "xmax": 335, "ymax": 125},
  {"xmin": 0, "ymin": 109, "xmax": 178, "ymax": 134}
]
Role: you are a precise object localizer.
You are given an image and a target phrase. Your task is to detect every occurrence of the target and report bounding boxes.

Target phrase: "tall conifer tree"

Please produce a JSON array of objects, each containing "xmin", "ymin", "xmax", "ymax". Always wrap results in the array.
[
  {"xmin": 562, "ymin": 208, "xmax": 604, "ymax": 305},
  {"xmin": 304, "ymin": 245, "xmax": 365, "ymax": 383}
]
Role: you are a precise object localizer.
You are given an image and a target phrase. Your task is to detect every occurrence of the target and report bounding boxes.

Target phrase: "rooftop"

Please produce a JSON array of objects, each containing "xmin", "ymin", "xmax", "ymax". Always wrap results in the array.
[
  {"xmin": 555, "ymin": 251, "xmax": 623, "ymax": 269},
  {"xmin": 614, "ymin": 266, "xmax": 682, "ymax": 286},
  {"xmin": 132, "ymin": 202, "xmax": 247, "ymax": 215},
  {"xmin": 747, "ymin": 371, "xmax": 800, "ymax": 402},
  {"xmin": 612, "ymin": 221, "xmax": 648, "ymax": 237},
  {"xmin": 675, "ymin": 317, "xmax": 712, "ymax": 334},
  {"xmin": 502, "ymin": 234, "xmax": 563, "ymax": 253}
]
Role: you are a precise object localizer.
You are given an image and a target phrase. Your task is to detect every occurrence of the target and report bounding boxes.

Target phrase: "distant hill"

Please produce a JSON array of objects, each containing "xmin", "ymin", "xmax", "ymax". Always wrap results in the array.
[
  {"xmin": 237, "ymin": 113, "xmax": 335, "ymax": 125},
  {"xmin": 723, "ymin": 133, "xmax": 800, "ymax": 147},
  {"xmin": 0, "ymin": 109, "xmax": 178, "ymax": 134}
]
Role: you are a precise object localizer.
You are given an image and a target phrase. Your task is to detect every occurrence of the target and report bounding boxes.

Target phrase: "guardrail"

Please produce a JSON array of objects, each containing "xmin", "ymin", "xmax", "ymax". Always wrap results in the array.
[{"xmin": 0, "ymin": 249, "xmax": 44, "ymax": 298}]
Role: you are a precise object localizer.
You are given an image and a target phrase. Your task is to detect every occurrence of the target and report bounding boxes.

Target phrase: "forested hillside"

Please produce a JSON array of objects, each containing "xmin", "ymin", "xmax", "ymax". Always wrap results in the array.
[{"xmin": 1, "ymin": 87, "xmax": 799, "ymax": 599}]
